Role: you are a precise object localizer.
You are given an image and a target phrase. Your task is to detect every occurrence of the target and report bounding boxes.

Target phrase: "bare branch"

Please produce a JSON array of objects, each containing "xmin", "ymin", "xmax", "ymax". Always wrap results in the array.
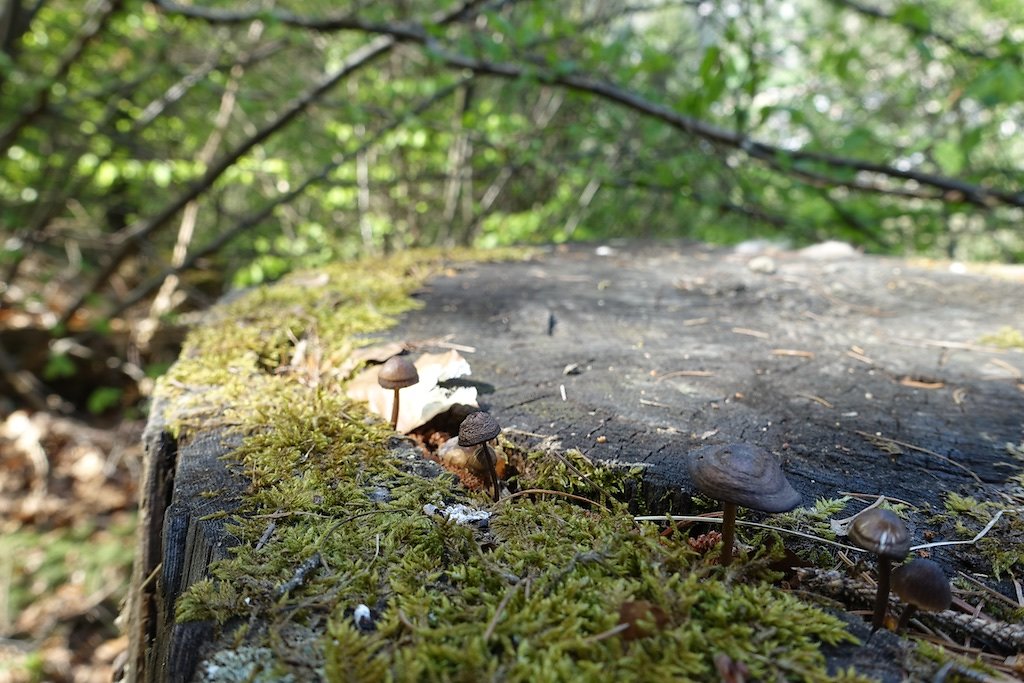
[
  {"xmin": 152, "ymin": 0, "xmax": 431, "ymax": 42},
  {"xmin": 828, "ymin": 0, "xmax": 1019, "ymax": 65}
]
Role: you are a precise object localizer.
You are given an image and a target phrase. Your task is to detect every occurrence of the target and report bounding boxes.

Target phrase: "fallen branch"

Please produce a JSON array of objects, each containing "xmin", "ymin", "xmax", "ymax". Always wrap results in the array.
[
  {"xmin": 275, "ymin": 553, "xmax": 323, "ymax": 598},
  {"xmin": 797, "ymin": 567, "xmax": 1024, "ymax": 651}
]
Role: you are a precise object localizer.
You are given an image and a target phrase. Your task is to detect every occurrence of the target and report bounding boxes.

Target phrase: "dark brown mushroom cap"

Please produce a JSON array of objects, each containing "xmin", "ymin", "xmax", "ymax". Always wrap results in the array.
[
  {"xmin": 377, "ymin": 356, "xmax": 419, "ymax": 390},
  {"xmin": 458, "ymin": 411, "xmax": 501, "ymax": 447},
  {"xmin": 686, "ymin": 443, "xmax": 801, "ymax": 513},
  {"xmin": 891, "ymin": 559, "xmax": 951, "ymax": 612},
  {"xmin": 848, "ymin": 508, "xmax": 911, "ymax": 560}
]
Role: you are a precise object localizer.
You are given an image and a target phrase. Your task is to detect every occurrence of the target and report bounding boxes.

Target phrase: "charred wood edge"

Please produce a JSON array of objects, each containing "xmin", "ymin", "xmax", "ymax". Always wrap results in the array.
[
  {"xmin": 122, "ymin": 395, "xmax": 249, "ymax": 683},
  {"xmin": 796, "ymin": 568, "xmax": 1024, "ymax": 652},
  {"xmin": 123, "ymin": 427, "xmax": 178, "ymax": 682}
]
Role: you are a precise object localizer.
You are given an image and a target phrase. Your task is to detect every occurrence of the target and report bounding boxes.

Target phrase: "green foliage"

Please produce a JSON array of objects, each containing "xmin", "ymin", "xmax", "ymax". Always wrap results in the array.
[
  {"xmin": 42, "ymin": 352, "xmax": 76, "ymax": 381},
  {"xmin": 978, "ymin": 326, "xmax": 1024, "ymax": 349},
  {"xmin": 1, "ymin": 0, "xmax": 1022, "ymax": 326},
  {"xmin": 86, "ymin": 386, "xmax": 122, "ymax": 415}
]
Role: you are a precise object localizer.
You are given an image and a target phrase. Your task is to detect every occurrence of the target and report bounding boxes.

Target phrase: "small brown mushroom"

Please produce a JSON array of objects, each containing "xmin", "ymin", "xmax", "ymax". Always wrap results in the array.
[
  {"xmin": 686, "ymin": 443, "xmax": 801, "ymax": 566},
  {"xmin": 891, "ymin": 559, "xmax": 951, "ymax": 632},
  {"xmin": 458, "ymin": 411, "xmax": 502, "ymax": 501},
  {"xmin": 847, "ymin": 508, "xmax": 910, "ymax": 631},
  {"xmin": 377, "ymin": 356, "xmax": 419, "ymax": 430}
]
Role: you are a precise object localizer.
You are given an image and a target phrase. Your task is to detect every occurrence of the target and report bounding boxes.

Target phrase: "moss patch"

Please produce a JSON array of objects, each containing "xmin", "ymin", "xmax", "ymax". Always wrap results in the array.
[
  {"xmin": 977, "ymin": 326, "xmax": 1024, "ymax": 350},
  {"xmin": 162, "ymin": 249, "xmax": 870, "ymax": 681}
]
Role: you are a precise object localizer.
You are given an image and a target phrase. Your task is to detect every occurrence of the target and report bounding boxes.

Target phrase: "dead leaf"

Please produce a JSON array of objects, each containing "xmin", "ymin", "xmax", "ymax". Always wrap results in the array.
[
  {"xmin": 617, "ymin": 600, "xmax": 669, "ymax": 641},
  {"xmin": 346, "ymin": 350, "xmax": 478, "ymax": 433}
]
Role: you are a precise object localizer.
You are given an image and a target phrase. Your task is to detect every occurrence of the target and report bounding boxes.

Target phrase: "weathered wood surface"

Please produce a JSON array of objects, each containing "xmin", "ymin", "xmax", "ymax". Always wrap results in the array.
[
  {"xmin": 125, "ymin": 242, "xmax": 1024, "ymax": 682},
  {"xmin": 392, "ymin": 242, "xmax": 1022, "ymax": 507},
  {"xmin": 124, "ymin": 393, "xmax": 248, "ymax": 683}
]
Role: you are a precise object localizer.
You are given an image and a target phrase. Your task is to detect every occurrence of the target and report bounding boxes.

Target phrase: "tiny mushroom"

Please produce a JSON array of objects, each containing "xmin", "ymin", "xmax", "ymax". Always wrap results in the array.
[
  {"xmin": 686, "ymin": 443, "xmax": 801, "ymax": 566},
  {"xmin": 847, "ymin": 508, "xmax": 910, "ymax": 631},
  {"xmin": 377, "ymin": 355, "xmax": 419, "ymax": 430},
  {"xmin": 458, "ymin": 411, "xmax": 502, "ymax": 502},
  {"xmin": 891, "ymin": 559, "xmax": 951, "ymax": 632}
]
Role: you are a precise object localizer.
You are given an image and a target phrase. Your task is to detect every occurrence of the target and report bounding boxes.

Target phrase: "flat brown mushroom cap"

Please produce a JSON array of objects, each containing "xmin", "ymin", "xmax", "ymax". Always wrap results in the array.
[
  {"xmin": 377, "ymin": 356, "xmax": 419, "ymax": 390},
  {"xmin": 458, "ymin": 411, "xmax": 501, "ymax": 447},
  {"xmin": 848, "ymin": 508, "xmax": 911, "ymax": 560},
  {"xmin": 686, "ymin": 443, "xmax": 801, "ymax": 513},
  {"xmin": 891, "ymin": 559, "xmax": 952, "ymax": 612}
]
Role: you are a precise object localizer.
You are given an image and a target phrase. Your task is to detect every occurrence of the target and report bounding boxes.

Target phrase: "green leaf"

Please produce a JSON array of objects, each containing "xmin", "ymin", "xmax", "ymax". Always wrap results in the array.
[
  {"xmin": 151, "ymin": 162, "xmax": 172, "ymax": 188},
  {"xmin": 893, "ymin": 3, "xmax": 931, "ymax": 31},
  {"xmin": 94, "ymin": 161, "xmax": 119, "ymax": 188},
  {"xmin": 965, "ymin": 63, "xmax": 1024, "ymax": 106},
  {"xmin": 933, "ymin": 138, "xmax": 964, "ymax": 175},
  {"xmin": 43, "ymin": 353, "xmax": 77, "ymax": 381},
  {"xmin": 87, "ymin": 387, "xmax": 123, "ymax": 415}
]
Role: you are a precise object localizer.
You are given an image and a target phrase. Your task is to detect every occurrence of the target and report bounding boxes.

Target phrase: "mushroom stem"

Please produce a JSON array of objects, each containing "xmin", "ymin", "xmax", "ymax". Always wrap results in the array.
[
  {"xmin": 871, "ymin": 558, "xmax": 894, "ymax": 631},
  {"xmin": 478, "ymin": 443, "xmax": 501, "ymax": 502},
  {"xmin": 719, "ymin": 502, "xmax": 738, "ymax": 566},
  {"xmin": 389, "ymin": 389, "xmax": 401, "ymax": 430},
  {"xmin": 895, "ymin": 604, "xmax": 917, "ymax": 633}
]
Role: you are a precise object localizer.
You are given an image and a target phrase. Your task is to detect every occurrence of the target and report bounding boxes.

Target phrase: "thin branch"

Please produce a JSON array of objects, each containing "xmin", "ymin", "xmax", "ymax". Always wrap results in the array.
[
  {"xmin": 427, "ymin": 49, "xmax": 1022, "ymax": 208},
  {"xmin": 827, "ymin": 0, "xmax": 1018, "ymax": 65},
  {"xmin": 634, "ymin": 514, "xmax": 866, "ymax": 553},
  {"xmin": 153, "ymin": 0, "xmax": 431, "ymax": 41},
  {"xmin": 636, "ymin": 508, "xmax": 1009, "ymax": 554}
]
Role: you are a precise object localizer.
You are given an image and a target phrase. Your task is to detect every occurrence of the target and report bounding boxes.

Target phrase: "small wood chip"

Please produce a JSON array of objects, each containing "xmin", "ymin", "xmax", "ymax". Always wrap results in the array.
[
  {"xmin": 899, "ymin": 377, "xmax": 946, "ymax": 389},
  {"xmin": 795, "ymin": 392, "xmax": 833, "ymax": 408},
  {"xmin": 771, "ymin": 349, "xmax": 815, "ymax": 358},
  {"xmin": 731, "ymin": 327, "xmax": 770, "ymax": 339}
]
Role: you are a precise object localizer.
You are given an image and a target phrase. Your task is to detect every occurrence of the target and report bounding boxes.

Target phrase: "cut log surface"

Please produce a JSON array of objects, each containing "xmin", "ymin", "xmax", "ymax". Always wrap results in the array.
[
  {"xmin": 391, "ymin": 243, "xmax": 1023, "ymax": 505},
  {"xmin": 125, "ymin": 242, "xmax": 1024, "ymax": 682}
]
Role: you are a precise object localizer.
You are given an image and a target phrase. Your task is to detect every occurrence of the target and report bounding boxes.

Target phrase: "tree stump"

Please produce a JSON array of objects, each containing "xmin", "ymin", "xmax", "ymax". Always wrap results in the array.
[{"xmin": 123, "ymin": 242, "xmax": 1024, "ymax": 682}]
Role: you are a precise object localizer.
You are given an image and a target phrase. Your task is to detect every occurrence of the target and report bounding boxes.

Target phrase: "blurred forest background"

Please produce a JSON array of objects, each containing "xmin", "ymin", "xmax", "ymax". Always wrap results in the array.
[{"xmin": 0, "ymin": 0, "xmax": 1022, "ymax": 680}]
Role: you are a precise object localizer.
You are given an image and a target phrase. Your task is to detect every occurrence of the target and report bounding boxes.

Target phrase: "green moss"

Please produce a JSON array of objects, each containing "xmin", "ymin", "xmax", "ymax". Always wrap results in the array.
[
  {"xmin": 943, "ymin": 492, "xmax": 996, "ymax": 521},
  {"xmin": 164, "ymin": 249, "xmax": 870, "ymax": 681},
  {"xmin": 977, "ymin": 326, "xmax": 1024, "ymax": 349}
]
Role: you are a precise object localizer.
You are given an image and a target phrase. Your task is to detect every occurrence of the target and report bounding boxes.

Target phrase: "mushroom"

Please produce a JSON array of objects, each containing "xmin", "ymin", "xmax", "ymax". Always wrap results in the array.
[
  {"xmin": 377, "ymin": 355, "xmax": 419, "ymax": 430},
  {"xmin": 847, "ymin": 508, "xmax": 910, "ymax": 631},
  {"xmin": 891, "ymin": 559, "xmax": 951, "ymax": 632},
  {"xmin": 686, "ymin": 443, "xmax": 801, "ymax": 566},
  {"xmin": 458, "ymin": 411, "xmax": 502, "ymax": 502}
]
